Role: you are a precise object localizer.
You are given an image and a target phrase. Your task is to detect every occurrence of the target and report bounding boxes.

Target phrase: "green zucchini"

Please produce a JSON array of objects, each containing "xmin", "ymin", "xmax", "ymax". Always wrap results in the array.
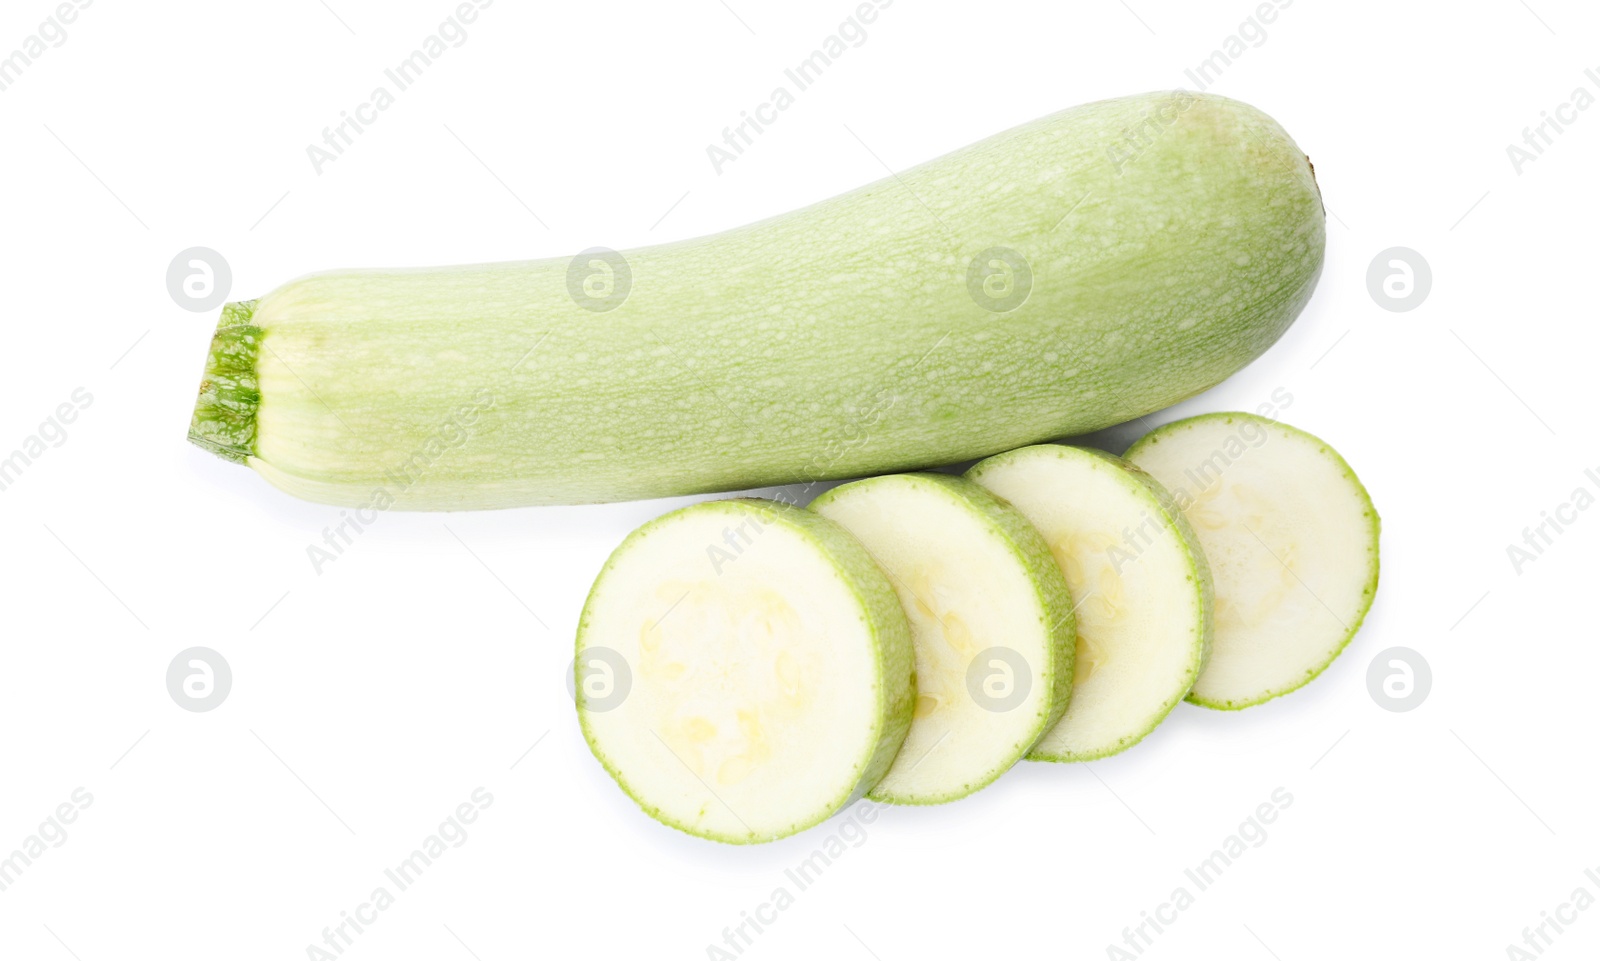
[{"xmin": 189, "ymin": 91, "xmax": 1324, "ymax": 509}]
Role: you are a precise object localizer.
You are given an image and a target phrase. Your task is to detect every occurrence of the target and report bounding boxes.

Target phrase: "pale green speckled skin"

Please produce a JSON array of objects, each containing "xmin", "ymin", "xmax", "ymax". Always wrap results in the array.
[{"xmin": 212, "ymin": 91, "xmax": 1325, "ymax": 509}]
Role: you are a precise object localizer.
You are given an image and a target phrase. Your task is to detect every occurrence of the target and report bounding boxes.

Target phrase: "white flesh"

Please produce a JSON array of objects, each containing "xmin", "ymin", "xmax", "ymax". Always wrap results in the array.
[
  {"xmin": 577, "ymin": 500, "xmax": 911, "ymax": 843},
  {"xmin": 811, "ymin": 474, "xmax": 1072, "ymax": 804},
  {"xmin": 969, "ymin": 446, "xmax": 1210, "ymax": 761},
  {"xmin": 1124, "ymin": 414, "xmax": 1379, "ymax": 709}
]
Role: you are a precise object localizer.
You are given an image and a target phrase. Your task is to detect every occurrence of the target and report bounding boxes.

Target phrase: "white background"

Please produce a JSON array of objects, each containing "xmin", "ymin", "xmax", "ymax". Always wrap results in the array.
[{"xmin": 1, "ymin": 0, "xmax": 1595, "ymax": 958}]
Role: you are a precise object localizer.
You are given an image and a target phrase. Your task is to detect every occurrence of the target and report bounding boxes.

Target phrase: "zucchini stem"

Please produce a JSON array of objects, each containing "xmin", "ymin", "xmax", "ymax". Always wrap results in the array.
[{"xmin": 188, "ymin": 300, "xmax": 263, "ymax": 464}]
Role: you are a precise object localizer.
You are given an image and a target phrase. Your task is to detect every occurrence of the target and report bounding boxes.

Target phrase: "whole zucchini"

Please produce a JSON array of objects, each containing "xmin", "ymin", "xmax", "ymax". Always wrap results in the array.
[{"xmin": 189, "ymin": 90, "xmax": 1324, "ymax": 509}]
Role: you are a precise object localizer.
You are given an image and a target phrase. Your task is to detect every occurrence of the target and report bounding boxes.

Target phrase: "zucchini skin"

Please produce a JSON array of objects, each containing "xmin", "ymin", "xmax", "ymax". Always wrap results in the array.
[{"xmin": 191, "ymin": 91, "xmax": 1324, "ymax": 510}]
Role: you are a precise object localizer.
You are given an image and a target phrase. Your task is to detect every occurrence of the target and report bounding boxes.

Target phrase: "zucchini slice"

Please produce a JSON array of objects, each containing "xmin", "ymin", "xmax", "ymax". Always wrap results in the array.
[
  {"xmin": 810, "ymin": 474, "xmax": 1073, "ymax": 803},
  {"xmin": 968, "ymin": 446, "xmax": 1211, "ymax": 761},
  {"xmin": 1124, "ymin": 414, "xmax": 1380, "ymax": 709},
  {"xmin": 576, "ymin": 499, "xmax": 914, "ymax": 843}
]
